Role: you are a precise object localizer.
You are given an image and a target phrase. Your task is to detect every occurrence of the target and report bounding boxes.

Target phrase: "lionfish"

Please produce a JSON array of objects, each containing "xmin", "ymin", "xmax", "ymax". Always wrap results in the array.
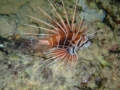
[{"xmin": 24, "ymin": 0, "xmax": 92, "ymax": 68}]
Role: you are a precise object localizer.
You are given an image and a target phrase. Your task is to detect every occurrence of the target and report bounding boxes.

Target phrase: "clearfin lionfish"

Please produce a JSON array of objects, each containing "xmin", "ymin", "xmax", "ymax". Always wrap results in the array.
[{"xmin": 24, "ymin": 0, "xmax": 93, "ymax": 68}]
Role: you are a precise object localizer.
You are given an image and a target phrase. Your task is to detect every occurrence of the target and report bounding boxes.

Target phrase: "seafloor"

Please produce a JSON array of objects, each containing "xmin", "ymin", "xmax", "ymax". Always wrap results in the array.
[{"xmin": 0, "ymin": 0, "xmax": 120, "ymax": 90}]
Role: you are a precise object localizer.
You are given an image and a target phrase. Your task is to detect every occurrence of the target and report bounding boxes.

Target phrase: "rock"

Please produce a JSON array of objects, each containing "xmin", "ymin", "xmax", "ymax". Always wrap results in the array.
[
  {"xmin": 79, "ymin": 0, "xmax": 106, "ymax": 22},
  {"xmin": 0, "ymin": 0, "xmax": 120, "ymax": 90},
  {"xmin": 0, "ymin": 14, "xmax": 18, "ymax": 38}
]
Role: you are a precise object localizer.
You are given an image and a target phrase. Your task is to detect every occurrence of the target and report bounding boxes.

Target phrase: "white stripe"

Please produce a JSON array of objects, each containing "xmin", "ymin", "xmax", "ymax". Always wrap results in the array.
[
  {"xmin": 50, "ymin": 38, "xmax": 53, "ymax": 47},
  {"xmin": 63, "ymin": 33, "xmax": 68, "ymax": 48},
  {"xmin": 24, "ymin": 24, "xmax": 57, "ymax": 34},
  {"xmin": 47, "ymin": 0, "xmax": 68, "ymax": 35},
  {"xmin": 75, "ymin": 35, "xmax": 83, "ymax": 47},
  {"xmin": 56, "ymin": 35, "xmax": 61, "ymax": 48},
  {"xmin": 26, "ymin": 15, "xmax": 58, "ymax": 30},
  {"xmin": 73, "ymin": 17, "xmax": 84, "ymax": 40}
]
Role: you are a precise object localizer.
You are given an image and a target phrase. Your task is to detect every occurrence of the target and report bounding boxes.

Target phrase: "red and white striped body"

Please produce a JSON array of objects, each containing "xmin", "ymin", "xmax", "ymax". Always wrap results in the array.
[
  {"xmin": 38, "ymin": 23, "xmax": 91, "ymax": 67},
  {"xmin": 25, "ymin": 0, "xmax": 92, "ymax": 68}
]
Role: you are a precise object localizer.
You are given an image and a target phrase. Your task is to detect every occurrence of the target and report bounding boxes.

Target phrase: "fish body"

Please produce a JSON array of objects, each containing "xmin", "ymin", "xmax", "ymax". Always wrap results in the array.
[
  {"xmin": 25, "ymin": 0, "xmax": 92, "ymax": 67},
  {"xmin": 38, "ymin": 22, "xmax": 91, "ymax": 67}
]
